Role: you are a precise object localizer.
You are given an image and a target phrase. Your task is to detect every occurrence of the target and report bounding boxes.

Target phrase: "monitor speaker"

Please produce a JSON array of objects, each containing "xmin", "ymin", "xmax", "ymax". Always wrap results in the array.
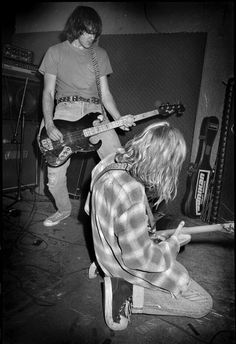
[{"xmin": 67, "ymin": 153, "xmax": 97, "ymax": 199}]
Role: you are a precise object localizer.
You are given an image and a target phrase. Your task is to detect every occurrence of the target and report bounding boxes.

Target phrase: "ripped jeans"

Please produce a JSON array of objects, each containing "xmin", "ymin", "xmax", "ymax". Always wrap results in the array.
[
  {"xmin": 45, "ymin": 101, "xmax": 122, "ymax": 213},
  {"xmin": 48, "ymin": 159, "xmax": 72, "ymax": 214}
]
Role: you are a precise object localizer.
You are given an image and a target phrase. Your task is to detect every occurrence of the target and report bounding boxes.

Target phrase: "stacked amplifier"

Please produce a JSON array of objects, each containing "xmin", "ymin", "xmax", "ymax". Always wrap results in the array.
[{"xmin": 2, "ymin": 44, "xmax": 41, "ymax": 192}]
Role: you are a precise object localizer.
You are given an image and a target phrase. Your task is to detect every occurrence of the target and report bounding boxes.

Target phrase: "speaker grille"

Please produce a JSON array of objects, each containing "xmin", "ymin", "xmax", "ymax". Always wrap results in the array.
[
  {"xmin": 2, "ymin": 73, "xmax": 42, "ymax": 122},
  {"xmin": 2, "ymin": 120, "xmax": 39, "ymax": 191}
]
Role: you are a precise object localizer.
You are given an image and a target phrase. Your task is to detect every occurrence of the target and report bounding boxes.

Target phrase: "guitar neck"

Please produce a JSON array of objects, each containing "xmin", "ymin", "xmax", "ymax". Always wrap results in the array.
[
  {"xmin": 152, "ymin": 223, "xmax": 231, "ymax": 238},
  {"xmin": 83, "ymin": 110, "xmax": 160, "ymax": 137}
]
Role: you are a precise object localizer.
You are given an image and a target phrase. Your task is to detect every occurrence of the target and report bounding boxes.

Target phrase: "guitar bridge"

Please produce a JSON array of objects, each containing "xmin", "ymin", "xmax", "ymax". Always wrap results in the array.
[{"xmin": 56, "ymin": 146, "xmax": 72, "ymax": 165}]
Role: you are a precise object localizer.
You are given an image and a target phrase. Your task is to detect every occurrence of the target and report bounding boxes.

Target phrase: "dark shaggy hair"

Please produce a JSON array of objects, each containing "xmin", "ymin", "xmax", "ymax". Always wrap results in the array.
[{"xmin": 60, "ymin": 6, "xmax": 102, "ymax": 43}]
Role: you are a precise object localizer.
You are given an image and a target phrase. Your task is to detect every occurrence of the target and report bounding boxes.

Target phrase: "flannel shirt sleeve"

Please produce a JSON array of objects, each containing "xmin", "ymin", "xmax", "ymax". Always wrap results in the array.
[{"xmin": 114, "ymin": 199, "xmax": 180, "ymax": 273}]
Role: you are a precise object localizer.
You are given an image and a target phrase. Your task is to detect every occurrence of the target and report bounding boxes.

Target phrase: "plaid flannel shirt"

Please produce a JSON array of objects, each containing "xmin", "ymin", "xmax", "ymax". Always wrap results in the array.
[{"xmin": 85, "ymin": 154, "xmax": 190, "ymax": 296}]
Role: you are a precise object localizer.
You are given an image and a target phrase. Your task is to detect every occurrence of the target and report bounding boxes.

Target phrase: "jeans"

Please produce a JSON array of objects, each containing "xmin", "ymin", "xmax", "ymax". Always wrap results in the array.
[
  {"xmin": 132, "ymin": 278, "xmax": 213, "ymax": 318},
  {"xmin": 42, "ymin": 101, "xmax": 122, "ymax": 213}
]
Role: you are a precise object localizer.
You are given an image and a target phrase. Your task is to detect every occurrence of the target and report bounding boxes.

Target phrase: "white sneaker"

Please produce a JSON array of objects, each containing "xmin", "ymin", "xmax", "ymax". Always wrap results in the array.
[
  {"xmin": 43, "ymin": 211, "xmax": 71, "ymax": 227},
  {"xmin": 88, "ymin": 262, "xmax": 99, "ymax": 279}
]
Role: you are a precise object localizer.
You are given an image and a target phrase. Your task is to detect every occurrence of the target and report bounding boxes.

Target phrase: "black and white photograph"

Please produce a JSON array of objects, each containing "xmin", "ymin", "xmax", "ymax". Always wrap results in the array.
[{"xmin": 2, "ymin": 2, "xmax": 234, "ymax": 344}]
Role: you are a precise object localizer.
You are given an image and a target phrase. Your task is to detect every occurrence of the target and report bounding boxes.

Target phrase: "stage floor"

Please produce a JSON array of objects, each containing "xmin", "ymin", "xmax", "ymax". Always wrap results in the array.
[{"xmin": 2, "ymin": 189, "xmax": 235, "ymax": 344}]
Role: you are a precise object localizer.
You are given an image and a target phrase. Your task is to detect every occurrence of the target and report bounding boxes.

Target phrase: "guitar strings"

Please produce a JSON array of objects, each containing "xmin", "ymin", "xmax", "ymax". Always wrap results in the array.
[
  {"xmin": 43, "ymin": 105, "xmax": 180, "ymax": 144},
  {"xmin": 51, "ymin": 123, "xmax": 116, "ymax": 143}
]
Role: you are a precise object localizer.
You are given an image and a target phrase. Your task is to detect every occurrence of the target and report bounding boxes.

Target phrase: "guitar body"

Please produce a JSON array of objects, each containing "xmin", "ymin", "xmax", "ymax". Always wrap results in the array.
[
  {"xmin": 182, "ymin": 116, "xmax": 219, "ymax": 218},
  {"xmin": 39, "ymin": 113, "xmax": 102, "ymax": 167}
]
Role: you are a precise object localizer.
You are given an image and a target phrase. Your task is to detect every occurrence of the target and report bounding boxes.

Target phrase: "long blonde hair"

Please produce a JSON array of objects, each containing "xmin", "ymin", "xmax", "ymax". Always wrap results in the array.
[{"xmin": 115, "ymin": 121, "xmax": 186, "ymax": 206}]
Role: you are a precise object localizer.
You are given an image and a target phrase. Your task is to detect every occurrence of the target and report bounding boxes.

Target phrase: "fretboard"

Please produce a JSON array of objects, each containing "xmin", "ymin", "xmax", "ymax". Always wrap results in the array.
[
  {"xmin": 83, "ymin": 109, "xmax": 160, "ymax": 137},
  {"xmin": 150, "ymin": 222, "xmax": 234, "ymax": 239}
]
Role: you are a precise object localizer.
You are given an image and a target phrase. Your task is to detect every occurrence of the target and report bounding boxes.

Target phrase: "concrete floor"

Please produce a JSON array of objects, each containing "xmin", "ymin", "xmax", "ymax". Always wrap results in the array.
[{"xmin": 2, "ymin": 188, "xmax": 235, "ymax": 344}]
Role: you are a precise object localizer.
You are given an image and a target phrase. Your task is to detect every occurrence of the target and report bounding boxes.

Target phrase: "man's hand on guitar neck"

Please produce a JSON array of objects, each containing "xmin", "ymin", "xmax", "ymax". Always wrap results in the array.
[
  {"xmin": 46, "ymin": 122, "xmax": 64, "ymax": 143},
  {"xmin": 92, "ymin": 113, "xmax": 136, "ymax": 131},
  {"xmin": 119, "ymin": 114, "xmax": 136, "ymax": 131}
]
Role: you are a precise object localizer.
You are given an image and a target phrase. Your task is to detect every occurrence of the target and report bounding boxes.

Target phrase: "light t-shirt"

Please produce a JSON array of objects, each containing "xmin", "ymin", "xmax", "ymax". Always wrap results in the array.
[{"xmin": 39, "ymin": 40, "xmax": 113, "ymax": 99}]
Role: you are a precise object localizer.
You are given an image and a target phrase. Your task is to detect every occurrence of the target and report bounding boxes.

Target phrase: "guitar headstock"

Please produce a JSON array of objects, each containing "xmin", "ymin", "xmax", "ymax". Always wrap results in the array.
[
  {"xmin": 220, "ymin": 222, "xmax": 234, "ymax": 235},
  {"xmin": 158, "ymin": 102, "xmax": 185, "ymax": 118}
]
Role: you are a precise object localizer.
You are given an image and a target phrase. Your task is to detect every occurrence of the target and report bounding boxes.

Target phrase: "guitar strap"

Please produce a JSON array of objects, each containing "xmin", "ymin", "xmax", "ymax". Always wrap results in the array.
[
  {"xmin": 91, "ymin": 162, "xmax": 156, "ymax": 230},
  {"xmin": 92, "ymin": 162, "xmax": 130, "ymax": 185},
  {"xmin": 90, "ymin": 46, "xmax": 108, "ymax": 120}
]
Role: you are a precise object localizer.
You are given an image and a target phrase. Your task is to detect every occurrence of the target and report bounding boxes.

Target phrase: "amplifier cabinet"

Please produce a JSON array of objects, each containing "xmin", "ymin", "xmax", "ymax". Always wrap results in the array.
[
  {"xmin": 2, "ymin": 72, "xmax": 42, "ymax": 122},
  {"xmin": 2, "ymin": 120, "xmax": 39, "ymax": 191},
  {"xmin": 67, "ymin": 153, "xmax": 97, "ymax": 199}
]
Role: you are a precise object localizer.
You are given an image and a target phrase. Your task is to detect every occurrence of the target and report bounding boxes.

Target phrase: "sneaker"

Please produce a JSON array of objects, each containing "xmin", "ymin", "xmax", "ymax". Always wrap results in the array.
[
  {"xmin": 43, "ymin": 211, "xmax": 71, "ymax": 227},
  {"xmin": 104, "ymin": 276, "xmax": 133, "ymax": 331},
  {"xmin": 88, "ymin": 262, "xmax": 100, "ymax": 279}
]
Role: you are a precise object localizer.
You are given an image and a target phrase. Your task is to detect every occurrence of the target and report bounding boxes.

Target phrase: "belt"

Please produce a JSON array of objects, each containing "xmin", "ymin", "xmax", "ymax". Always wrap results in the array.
[{"xmin": 57, "ymin": 96, "xmax": 100, "ymax": 104}]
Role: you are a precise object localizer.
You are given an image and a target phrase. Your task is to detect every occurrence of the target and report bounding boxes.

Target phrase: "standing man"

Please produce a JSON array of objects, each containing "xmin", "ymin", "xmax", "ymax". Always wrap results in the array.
[
  {"xmin": 38, "ymin": 6, "xmax": 134, "ymax": 227},
  {"xmin": 85, "ymin": 122, "xmax": 213, "ymax": 330}
]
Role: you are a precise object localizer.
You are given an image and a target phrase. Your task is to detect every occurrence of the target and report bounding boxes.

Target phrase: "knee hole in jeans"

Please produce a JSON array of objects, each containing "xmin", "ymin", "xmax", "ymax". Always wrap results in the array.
[
  {"xmin": 47, "ymin": 172, "xmax": 58, "ymax": 188},
  {"xmin": 47, "ymin": 172, "xmax": 67, "ymax": 188}
]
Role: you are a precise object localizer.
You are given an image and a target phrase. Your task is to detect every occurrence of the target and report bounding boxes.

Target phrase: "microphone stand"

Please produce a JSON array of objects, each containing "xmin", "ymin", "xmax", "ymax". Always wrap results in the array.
[{"xmin": 6, "ymin": 77, "xmax": 28, "ymax": 211}]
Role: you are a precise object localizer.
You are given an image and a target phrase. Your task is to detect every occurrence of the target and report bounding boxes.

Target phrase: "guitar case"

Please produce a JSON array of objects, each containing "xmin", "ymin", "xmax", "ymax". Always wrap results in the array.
[{"xmin": 182, "ymin": 116, "xmax": 219, "ymax": 218}]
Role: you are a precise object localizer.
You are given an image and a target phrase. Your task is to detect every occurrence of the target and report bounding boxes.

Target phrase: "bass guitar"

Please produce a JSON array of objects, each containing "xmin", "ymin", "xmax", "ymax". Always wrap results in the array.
[{"xmin": 39, "ymin": 102, "xmax": 185, "ymax": 167}]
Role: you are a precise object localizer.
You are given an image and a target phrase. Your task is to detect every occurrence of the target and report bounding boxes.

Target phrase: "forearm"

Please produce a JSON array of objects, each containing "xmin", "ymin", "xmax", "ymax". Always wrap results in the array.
[
  {"xmin": 102, "ymin": 92, "xmax": 121, "ymax": 121},
  {"xmin": 42, "ymin": 90, "xmax": 55, "ymax": 128},
  {"xmin": 102, "ymin": 92, "xmax": 135, "ymax": 131}
]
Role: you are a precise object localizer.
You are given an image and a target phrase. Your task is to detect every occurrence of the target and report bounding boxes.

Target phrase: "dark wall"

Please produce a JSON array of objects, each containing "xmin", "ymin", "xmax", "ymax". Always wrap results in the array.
[{"xmin": 2, "ymin": 10, "xmax": 15, "ymax": 45}]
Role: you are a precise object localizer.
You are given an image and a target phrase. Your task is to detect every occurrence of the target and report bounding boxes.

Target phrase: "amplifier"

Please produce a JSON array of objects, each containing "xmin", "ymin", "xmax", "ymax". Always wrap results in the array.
[
  {"xmin": 2, "ymin": 73, "xmax": 42, "ymax": 122},
  {"xmin": 3, "ymin": 44, "xmax": 34, "ymax": 64},
  {"xmin": 2, "ymin": 57, "xmax": 39, "ymax": 81}
]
